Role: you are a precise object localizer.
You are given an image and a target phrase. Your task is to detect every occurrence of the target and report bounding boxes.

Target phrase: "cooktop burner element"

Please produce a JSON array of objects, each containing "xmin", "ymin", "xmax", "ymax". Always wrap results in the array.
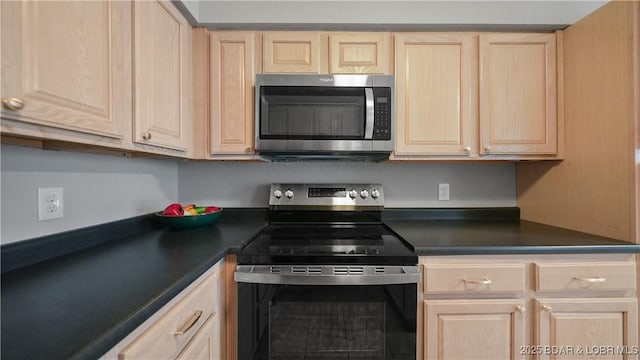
[{"xmin": 237, "ymin": 184, "xmax": 417, "ymax": 265}]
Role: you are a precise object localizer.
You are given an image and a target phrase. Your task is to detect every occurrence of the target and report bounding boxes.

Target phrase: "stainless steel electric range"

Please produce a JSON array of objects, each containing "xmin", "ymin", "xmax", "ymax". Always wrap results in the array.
[{"xmin": 236, "ymin": 184, "xmax": 419, "ymax": 360}]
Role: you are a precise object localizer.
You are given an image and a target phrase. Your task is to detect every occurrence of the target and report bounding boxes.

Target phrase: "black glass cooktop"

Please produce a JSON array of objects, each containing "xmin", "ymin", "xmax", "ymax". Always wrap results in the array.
[{"xmin": 237, "ymin": 224, "xmax": 417, "ymax": 265}]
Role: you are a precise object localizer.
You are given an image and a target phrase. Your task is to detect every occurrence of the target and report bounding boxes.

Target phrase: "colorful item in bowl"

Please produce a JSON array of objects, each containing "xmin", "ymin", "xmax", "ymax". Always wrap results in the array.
[{"xmin": 156, "ymin": 203, "xmax": 223, "ymax": 230}]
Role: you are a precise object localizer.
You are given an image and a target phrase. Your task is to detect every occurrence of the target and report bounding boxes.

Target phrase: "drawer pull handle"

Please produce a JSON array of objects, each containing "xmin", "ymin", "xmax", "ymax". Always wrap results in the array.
[
  {"xmin": 173, "ymin": 310, "xmax": 203, "ymax": 336},
  {"xmin": 463, "ymin": 278, "xmax": 492, "ymax": 285},
  {"xmin": 516, "ymin": 306, "xmax": 526, "ymax": 314},
  {"xmin": 541, "ymin": 305, "xmax": 552, "ymax": 312},
  {"xmin": 574, "ymin": 276, "xmax": 606, "ymax": 283}
]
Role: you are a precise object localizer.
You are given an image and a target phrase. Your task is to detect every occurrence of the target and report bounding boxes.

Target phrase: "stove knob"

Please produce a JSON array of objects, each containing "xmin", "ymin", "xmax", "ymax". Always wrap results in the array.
[
  {"xmin": 360, "ymin": 189, "xmax": 369, "ymax": 199},
  {"xmin": 285, "ymin": 189, "xmax": 294, "ymax": 199},
  {"xmin": 371, "ymin": 189, "xmax": 380, "ymax": 199},
  {"xmin": 273, "ymin": 189, "xmax": 283, "ymax": 199},
  {"xmin": 349, "ymin": 189, "xmax": 358, "ymax": 199}
]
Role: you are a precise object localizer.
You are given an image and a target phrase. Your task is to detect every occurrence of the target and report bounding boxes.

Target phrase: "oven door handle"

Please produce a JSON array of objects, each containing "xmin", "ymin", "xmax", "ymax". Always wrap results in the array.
[
  {"xmin": 364, "ymin": 88, "xmax": 375, "ymax": 139},
  {"xmin": 234, "ymin": 265, "xmax": 420, "ymax": 285}
]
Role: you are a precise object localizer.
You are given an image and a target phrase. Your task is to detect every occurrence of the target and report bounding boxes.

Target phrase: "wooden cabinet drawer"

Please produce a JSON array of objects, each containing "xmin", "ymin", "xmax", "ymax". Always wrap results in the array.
[
  {"xmin": 119, "ymin": 272, "xmax": 218, "ymax": 360},
  {"xmin": 423, "ymin": 263, "xmax": 526, "ymax": 294},
  {"xmin": 535, "ymin": 262, "xmax": 636, "ymax": 292}
]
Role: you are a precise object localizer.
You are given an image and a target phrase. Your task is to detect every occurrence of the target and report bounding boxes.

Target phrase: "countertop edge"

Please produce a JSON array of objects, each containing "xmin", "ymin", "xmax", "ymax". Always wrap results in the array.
[{"xmin": 415, "ymin": 245, "xmax": 640, "ymax": 256}]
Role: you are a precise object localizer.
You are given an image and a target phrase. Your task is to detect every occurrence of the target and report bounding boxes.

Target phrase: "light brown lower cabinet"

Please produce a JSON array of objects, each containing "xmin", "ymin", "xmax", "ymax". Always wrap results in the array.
[
  {"xmin": 420, "ymin": 255, "xmax": 638, "ymax": 360},
  {"xmin": 424, "ymin": 299, "xmax": 526, "ymax": 360},
  {"xmin": 535, "ymin": 298, "xmax": 638, "ymax": 360}
]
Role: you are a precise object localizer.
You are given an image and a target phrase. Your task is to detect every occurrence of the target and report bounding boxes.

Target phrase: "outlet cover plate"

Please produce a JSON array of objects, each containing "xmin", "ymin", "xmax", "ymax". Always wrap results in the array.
[
  {"xmin": 438, "ymin": 183, "xmax": 450, "ymax": 201},
  {"xmin": 38, "ymin": 187, "xmax": 64, "ymax": 221}
]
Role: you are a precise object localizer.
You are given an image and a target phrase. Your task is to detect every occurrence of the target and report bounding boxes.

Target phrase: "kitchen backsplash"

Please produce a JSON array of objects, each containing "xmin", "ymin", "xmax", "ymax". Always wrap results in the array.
[
  {"xmin": 1, "ymin": 145, "xmax": 179, "ymax": 244},
  {"xmin": 1, "ymin": 144, "xmax": 515, "ymax": 244},
  {"xmin": 178, "ymin": 160, "xmax": 516, "ymax": 208}
]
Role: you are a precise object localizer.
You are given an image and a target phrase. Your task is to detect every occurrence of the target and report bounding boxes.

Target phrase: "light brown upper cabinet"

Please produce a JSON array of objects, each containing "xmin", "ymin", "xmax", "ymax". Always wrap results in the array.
[
  {"xmin": 394, "ymin": 33, "xmax": 477, "ymax": 157},
  {"xmin": 394, "ymin": 31, "xmax": 560, "ymax": 160},
  {"xmin": 329, "ymin": 33, "xmax": 392, "ymax": 74},
  {"xmin": 479, "ymin": 33, "xmax": 558, "ymax": 155},
  {"xmin": 262, "ymin": 32, "xmax": 325, "ymax": 73},
  {"xmin": 262, "ymin": 32, "xmax": 392, "ymax": 74},
  {"xmin": 209, "ymin": 31, "xmax": 257, "ymax": 156},
  {"xmin": 133, "ymin": 0, "xmax": 192, "ymax": 154},
  {"xmin": 0, "ymin": 1, "xmax": 130, "ymax": 145}
]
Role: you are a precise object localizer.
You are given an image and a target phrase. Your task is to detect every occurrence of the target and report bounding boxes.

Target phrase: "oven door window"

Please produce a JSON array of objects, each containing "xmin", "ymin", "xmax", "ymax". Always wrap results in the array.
[
  {"xmin": 260, "ymin": 87, "xmax": 366, "ymax": 139},
  {"xmin": 238, "ymin": 284, "xmax": 417, "ymax": 360}
]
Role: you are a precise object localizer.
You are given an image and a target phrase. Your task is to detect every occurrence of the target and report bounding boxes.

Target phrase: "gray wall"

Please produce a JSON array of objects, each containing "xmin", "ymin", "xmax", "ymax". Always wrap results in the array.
[
  {"xmin": 178, "ymin": 161, "xmax": 515, "ymax": 208},
  {"xmin": 1, "ymin": 145, "xmax": 516, "ymax": 244},
  {"xmin": 187, "ymin": 1, "xmax": 605, "ymax": 26},
  {"xmin": 1, "ymin": 145, "xmax": 179, "ymax": 244}
]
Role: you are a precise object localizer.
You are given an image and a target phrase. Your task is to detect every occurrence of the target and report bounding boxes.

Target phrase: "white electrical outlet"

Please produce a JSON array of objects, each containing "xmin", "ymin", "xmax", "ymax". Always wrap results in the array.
[
  {"xmin": 438, "ymin": 183, "xmax": 450, "ymax": 201},
  {"xmin": 38, "ymin": 187, "xmax": 64, "ymax": 221}
]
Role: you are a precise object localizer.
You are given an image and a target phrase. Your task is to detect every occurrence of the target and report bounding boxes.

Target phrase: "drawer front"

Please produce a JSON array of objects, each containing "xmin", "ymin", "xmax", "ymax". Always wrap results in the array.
[
  {"xmin": 423, "ymin": 263, "xmax": 526, "ymax": 294},
  {"xmin": 535, "ymin": 261, "xmax": 636, "ymax": 292},
  {"xmin": 119, "ymin": 272, "xmax": 218, "ymax": 359}
]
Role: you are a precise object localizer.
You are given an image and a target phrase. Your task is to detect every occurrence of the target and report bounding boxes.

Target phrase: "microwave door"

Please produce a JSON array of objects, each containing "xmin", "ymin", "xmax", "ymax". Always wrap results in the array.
[{"xmin": 259, "ymin": 87, "xmax": 367, "ymax": 141}]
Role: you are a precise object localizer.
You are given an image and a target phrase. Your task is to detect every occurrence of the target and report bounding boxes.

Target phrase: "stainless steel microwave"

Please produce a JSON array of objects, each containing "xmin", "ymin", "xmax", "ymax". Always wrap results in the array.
[{"xmin": 254, "ymin": 74, "xmax": 394, "ymax": 161}]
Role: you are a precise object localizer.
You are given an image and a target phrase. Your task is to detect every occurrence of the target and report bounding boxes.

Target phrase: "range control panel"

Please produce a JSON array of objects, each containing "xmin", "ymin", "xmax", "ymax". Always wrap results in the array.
[{"xmin": 269, "ymin": 183, "xmax": 384, "ymax": 209}]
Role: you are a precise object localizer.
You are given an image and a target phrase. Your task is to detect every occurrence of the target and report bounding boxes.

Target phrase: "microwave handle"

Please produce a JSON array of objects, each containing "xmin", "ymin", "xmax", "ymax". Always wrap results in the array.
[{"xmin": 365, "ymin": 88, "xmax": 374, "ymax": 139}]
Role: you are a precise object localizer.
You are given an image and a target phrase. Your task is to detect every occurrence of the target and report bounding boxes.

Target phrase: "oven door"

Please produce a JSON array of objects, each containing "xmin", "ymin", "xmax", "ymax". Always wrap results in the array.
[{"xmin": 236, "ymin": 266, "xmax": 419, "ymax": 360}]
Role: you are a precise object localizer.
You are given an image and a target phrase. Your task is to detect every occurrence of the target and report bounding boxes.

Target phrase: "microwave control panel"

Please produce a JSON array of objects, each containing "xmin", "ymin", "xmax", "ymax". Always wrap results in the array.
[{"xmin": 373, "ymin": 87, "xmax": 392, "ymax": 140}]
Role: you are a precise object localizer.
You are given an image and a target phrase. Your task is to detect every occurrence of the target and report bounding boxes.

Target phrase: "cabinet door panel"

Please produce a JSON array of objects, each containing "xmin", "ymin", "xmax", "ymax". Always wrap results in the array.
[
  {"xmin": 479, "ymin": 33, "xmax": 557, "ymax": 155},
  {"xmin": 395, "ymin": 33, "xmax": 477, "ymax": 156},
  {"xmin": 424, "ymin": 299, "xmax": 526, "ymax": 360},
  {"xmin": 1, "ymin": 1, "xmax": 127, "ymax": 138},
  {"xmin": 210, "ymin": 32, "xmax": 256, "ymax": 155},
  {"xmin": 329, "ymin": 33, "xmax": 391, "ymax": 74},
  {"xmin": 133, "ymin": 0, "xmax": 192, "ymax": 151},
  {"xmin": 536, "ymin": 298, "xmax": 638, "ymax": 360},
  {"xmin": 263, "ymin": 32, "xmax": 323, "ymax": 73}
]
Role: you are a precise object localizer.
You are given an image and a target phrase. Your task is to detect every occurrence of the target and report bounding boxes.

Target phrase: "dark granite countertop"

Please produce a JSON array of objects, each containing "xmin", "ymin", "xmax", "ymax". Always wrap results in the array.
[
  {"xmin": 385, "ymin": 219, "xmax": 640, "ymax": 255},
  {"xmin": 1, "ymin": 210, "xmax": 267, "ymax": 360},
  {"xmin": 2, "ymin": 207, "xmax": 638, "ymax": 360}
]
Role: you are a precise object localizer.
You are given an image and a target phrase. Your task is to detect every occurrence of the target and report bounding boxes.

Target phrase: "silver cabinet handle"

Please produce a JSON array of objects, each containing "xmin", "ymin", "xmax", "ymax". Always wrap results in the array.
[
  {"xmin": 2, "ymin": 97, "xmax": 24, "ymax": 111},
  {"xmin": 464, "ymin": 146, "xmax": 471, "ymax": 155},
  {"xmin": 574, "ymin": 276, "xmax": 606, "ymax": 283},
  {"xmin": 141, "ymin": 132, "xmax": 152, "ymax": 140},
  {"xmin": 463, "ymin": 278, "xmax": 492, "ymax": 285},
  {"xmin": 173, "ymin": 310, "xmax": 203, "ymax": 336},
  {"xmin": 516, "ymin": 306, "xmax": 526, "ymax": 314},
  {"xmin": 541, "ymin": 305, "xmax": 552, "ymax": 312},
  {"xmin": 483, "ymin": 145, "xmax": 491, "ymax": 153}
]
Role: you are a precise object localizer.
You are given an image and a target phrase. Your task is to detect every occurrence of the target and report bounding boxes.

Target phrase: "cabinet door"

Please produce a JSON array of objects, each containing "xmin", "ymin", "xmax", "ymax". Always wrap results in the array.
[
  {"xmin": 536, "ymin": 298, "xmax": 638, "ymax": 360},
  {"xmin": 479, "ymin": 33, "xmax": 557, "ymax": 155},
  {"xmin": 210, "ymin": 32, "xmax": 256, "ymax": 155},
  {"xmin": 424, "ymin": 299, "xmax": 526, "ymax": 360},
  {"xmin": 133, "ymin": 0, "xmax": 192, "ymax": 152},
  {"xmin": 1, "ymin": 1, "xmax": 128, "ymax": 139},
  {"xmin": 329, "ymin": 33, "xmax": 391, "ymax": 74},
  {"xmin": 176, "ymin": 314, "xmax": 220, "ymax": 360},
  {"xmin": 395, "ymin": 33, "xmax": 477, "ymax": 156},
  {"xmin": 262, "ymin": 32, "xmax": 324, "ymax": 73}
]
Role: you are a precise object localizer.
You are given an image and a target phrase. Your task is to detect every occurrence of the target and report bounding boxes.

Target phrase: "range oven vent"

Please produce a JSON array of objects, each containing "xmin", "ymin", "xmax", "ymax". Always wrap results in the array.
[
  {"xmin": 334, "ymin": 266, "xmax": 364, "ymax": 275},
  {"xmin": 292, "ymin": 266, "xmax": 307, "ymax": 274}
]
